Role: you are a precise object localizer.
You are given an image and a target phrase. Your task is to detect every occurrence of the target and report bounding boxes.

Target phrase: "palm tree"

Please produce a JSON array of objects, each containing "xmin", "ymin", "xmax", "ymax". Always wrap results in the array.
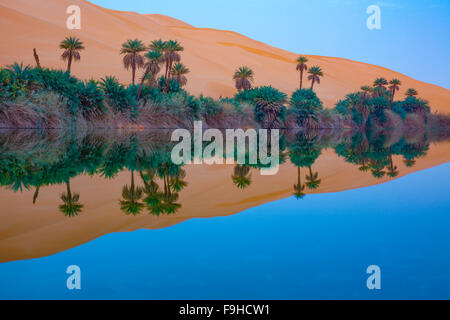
[
  {"xmin": 307, "ymin": 66, "xmax": 323, "ymax": 91},
  {"xmin": 296, "ymin": 56, "xmax": 308, "ymax": 89},
  {"xmin": 163, "ymin": 40, "xmax": 184, "ymax": 81},
  {"xmin": 119, "ymin": 171, "xmax": 144, "ymax": 215},
  {"xmin": 137, "ymin": 49, "xmax": 164, "ymax": 99},
  {"xmin": 60, "ymin": 37, "xmax": 85, "ymax": 74},
  {"xmin": 293, "ymin": 167, "xmax": 306, "ymax": 199},
  {"xmin": 232, "ymin": 165, "xmax": 252, "ymax": 189},
  {"xmin": 359, "ymin": 85, "xmax": 373, "ymax": 124},
  {"xmin": 386, "ymin": 154, "xmax": 399, "ymax": 178},
  {"xmin": 373, "ymin": 77, "xmax": 388, "ymax": 89},
  {"xmin": 170, "ymin": 169, "xmax": 188, "ymax": 192},
  {"xmin": 389, "ymin": 78, "xmax": 402, "ymax": 106},
  {"xmin": 59, "ymin": 180, "xmax": 84, "ymax": 217},
  {"xmin": 405, "ymin": 88, "xmax": 418, "ymax": 97},
  {"xmin": 305, "ymin": 166, "xmax": 321, "ymax": 190},
  {"xmin": 403, "ymin": 158, "xmax": 416, "ymax": 167},
  {"xmin": 120, "ymin": 39, "xmax": 147, "ymax": 85},
  {"xmin": 233, "ymin": 66, "xmax": 254, "ymax": 91},
  {"xmin": 148, "ymin": 39, "xmax": 167, "ymax": 75},
  {"xmin": 170, "ymin": 62, "xmax": 190, "ymax": 88}
]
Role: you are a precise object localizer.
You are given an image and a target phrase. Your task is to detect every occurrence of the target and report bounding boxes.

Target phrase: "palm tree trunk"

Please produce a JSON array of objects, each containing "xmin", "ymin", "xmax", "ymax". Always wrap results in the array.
[
  {"xmin": 136, "ymin": 158, "xmax": 149, "ymax": 190},
  {"xmin": 164, "ymin": 59, "xmax": 170, "ymax": 80},
  {"xmin": 310, "ymin": 79, "xmax": 315, "ymax": 90},
  {"xmin": 300, "ymin": 70, "xmax": 303, "ymax": 89},
  {"xmin": 390, "ymin": 89, "xmax": 395, "ymax": 108},
  {"xmin": 132, "ymin": 64, "xmax": 136, "ymax": 85},
  {"xmin": 297, "ymin": 167, "xmax": 301, "ymax": 186},
  {"xmin": 33, "ymin": 48, "xmax": 41, "ymax": 69},
  {"xmin": 137, "ymin": 69, "xmax": 150, "ymax": 99},
  {"xmin": 66, "ymin": 180, "xmax": 72, "ymax": 206},
  {"xmin": 67, "ymin": 53, "xmax": 73, "ymax": 74}
]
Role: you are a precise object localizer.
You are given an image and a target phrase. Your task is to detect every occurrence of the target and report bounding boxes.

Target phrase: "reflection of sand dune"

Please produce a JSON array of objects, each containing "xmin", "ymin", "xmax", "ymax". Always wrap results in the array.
[
  {"xmin": 0, "ymin": 141, "xmax": 449, "ymax": 263},
  {"xmin": 0, "ymin": 0, "xmax": 449, "ymax": 114}
]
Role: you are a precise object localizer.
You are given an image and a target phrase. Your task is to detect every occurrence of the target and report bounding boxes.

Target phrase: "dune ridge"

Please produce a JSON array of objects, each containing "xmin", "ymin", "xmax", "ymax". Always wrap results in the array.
[{"xmin": 0, "ymin": 0, "xmax": 449, "ymax": 114}]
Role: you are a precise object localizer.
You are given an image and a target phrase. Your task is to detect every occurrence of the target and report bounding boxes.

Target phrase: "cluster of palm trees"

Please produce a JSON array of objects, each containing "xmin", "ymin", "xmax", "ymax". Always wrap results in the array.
[
  {"xmin": 363, "ymin": 77, "xmax": 419, "ymax": 107},
  {"xmin": 58, "ymin": 36, "xmax": 190, "ymax": 96},
  {"xmin": 293, "ymin": 166, "xmax": 322, "ymax": 199},
  {"xmin": 120, "ymin": 38, "xmax": 190, "ymax": 98},
  {"xmin": 120, "ymin": 163, "xmax": 187, "ymax": 216},
  {"xmin": 232, "ymin": 56, "xmax": 324, "ymax": 93}
]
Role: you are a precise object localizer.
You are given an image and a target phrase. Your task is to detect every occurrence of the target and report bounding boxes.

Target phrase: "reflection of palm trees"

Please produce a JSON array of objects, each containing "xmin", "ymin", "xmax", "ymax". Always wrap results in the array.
[
  {"xmin": 119, "ymin": 170, "xmax": 144, "ymax": 216},
  {"xmin": 403, "ymin": 158, "xmax": 416, "ymax": 167},
  {"xmin": 306, "ymin": 166, "xmax": 321, "ymax": 190},
  {"xmin": 59, "ymin": 180, "xmax": 83, "ymax": 217},
  {"xmin": 137, "ymin": 159, "xmax": 185, "ymax": 216},
  {"xmin": 232, "ymin": 165, "xmax": 252, "ymax": 189},
  {"xmin": 358, "ymin": 159, "xmax": 370, "ymax": 172},
  {"xmin": 369, "ymin": 160, "xmax": 386, "ymax": 179},
  {"xmin": 387, "ymin": 154, "xmax": 399, "ymax": 178},
  {"xmin": 293, "ymin": 167, "xmax": 306, "ymax": 199},
  {"xmin": 33, "ymin": 185, "xmax": 40, "ymax": 204}
]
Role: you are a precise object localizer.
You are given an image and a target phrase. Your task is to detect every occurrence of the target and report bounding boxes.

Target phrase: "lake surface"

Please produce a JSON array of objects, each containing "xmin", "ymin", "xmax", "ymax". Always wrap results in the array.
[{"xmin": 0, "ymin": 129, "xmax": 449, "ymax": 299}]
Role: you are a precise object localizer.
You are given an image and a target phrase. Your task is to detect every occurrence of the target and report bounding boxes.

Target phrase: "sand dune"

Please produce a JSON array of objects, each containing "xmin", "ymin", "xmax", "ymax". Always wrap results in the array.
[{"xmin": 0, "ymin": 0, "xmax": 449, "ymax": 114}]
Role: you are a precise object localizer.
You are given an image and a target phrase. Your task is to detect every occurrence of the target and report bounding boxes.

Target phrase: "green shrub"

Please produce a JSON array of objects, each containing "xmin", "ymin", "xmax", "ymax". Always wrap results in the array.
[
  {"xmin": 77, "ymin": 81, "xmax": 105, "ymax": 117},
  {"xmin": 289, "ymin": 89, "xmax": 323, "ymax": 128},
  {"xmin": 100, "ymin": 76, "xmax": 138, "ymax": 119}
]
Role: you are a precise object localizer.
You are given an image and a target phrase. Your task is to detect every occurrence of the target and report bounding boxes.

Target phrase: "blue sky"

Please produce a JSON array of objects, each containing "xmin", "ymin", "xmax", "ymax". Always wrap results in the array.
[{"xmin": 92, "ymin": 0, "xmax": 449, "ymax": 88}]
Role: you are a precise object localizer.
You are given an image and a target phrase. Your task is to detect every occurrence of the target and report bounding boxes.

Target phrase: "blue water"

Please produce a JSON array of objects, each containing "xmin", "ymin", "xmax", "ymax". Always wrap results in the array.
[{"xmin": 0, "ymin": 163, "xmax": 449, "ymax": 300}]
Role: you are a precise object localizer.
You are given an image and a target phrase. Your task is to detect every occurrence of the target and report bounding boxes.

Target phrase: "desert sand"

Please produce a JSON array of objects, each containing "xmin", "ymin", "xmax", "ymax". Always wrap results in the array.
[{"xmin": 0, "ymin": 0, "xmax": 449, "ymax": 114}]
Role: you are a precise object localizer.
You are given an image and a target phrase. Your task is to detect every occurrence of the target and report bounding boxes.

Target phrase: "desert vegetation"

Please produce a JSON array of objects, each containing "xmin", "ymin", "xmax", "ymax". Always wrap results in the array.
[{"xmin": 0, "ymin": 38, "xmax": 448, "ymax": 130}]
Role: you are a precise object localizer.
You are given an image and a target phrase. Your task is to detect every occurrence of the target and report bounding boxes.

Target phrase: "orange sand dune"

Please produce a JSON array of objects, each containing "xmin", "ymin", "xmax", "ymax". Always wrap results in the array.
[
  {"xmin": 0, "ymin": 141, "xmax": 449, "ymax": 263},
  {"xmin": 0, "ymin": 0, "xmax": 449, "ymax": 114}
]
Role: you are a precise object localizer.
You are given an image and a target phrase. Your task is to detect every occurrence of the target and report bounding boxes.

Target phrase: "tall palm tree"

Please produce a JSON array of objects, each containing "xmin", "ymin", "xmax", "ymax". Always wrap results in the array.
[
  {"xmin": 163, "ymin": 40, "xmax": 184, "ymax": 81},
  {"xmin": 307, "ymin": 66, "xmax": 323, "ymax": 91},
  {"xmin": 405, "ymin": 88, "xmax": 418, "ymax": 97},
  {"xmin": 137, "ymin": 49, "xmax": 164, "ymax": 99},
  {"xmin": 119, "ymin": 171, "xmax": 144, "ymax": 216},
  {"xmin": 359, "ymin": 85, "xmax": 373, "ymax": 124},
  {"xmin": 293, "ymin": 167, "xmax": 306, "ymax": 199},
  {"xmin": 59, "ymin": 180, "xmax": 84, "ymax": 217},
  {"xmin": 120, "ymin": 39, "xmax": 147, "ymax": 85},
  {"xmin": 305, "ymin": 166, "xmax": 321, "ymax": 190},
  {"xmin": 233, "ymin": 66, "xmax": 254, "ymax": 91},
  {"xmin": 170, "ymin": 62, "xmax": 190, "ymax": 88},
  {"xmin": 232, "ymin": 165, "xmax": 252, "ymax": 189},
  {"xmin": 296, "ymin": 56, "xmax": 308, "ymax": 89},
  {"xmin": 389, "ymin": 78, "xmax": 402, "ymax": 106},
  {"xmin": 60, "ymin": 37, "xmax": 85, "ymax": 74}
]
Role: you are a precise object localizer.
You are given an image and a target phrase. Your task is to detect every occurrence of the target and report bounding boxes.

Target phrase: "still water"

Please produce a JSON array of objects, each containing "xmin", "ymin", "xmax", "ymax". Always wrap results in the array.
[{"xmin": 0, "ymin": 129, "xmax": 449, "ymax": 299}]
